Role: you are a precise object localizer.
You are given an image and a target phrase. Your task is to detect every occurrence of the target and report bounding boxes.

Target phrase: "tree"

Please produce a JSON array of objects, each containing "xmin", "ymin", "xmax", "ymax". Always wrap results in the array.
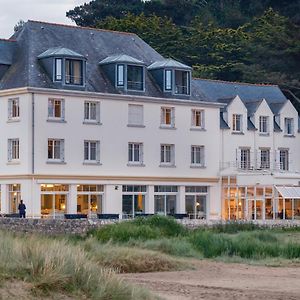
[{"xmin": 97, "ymin": 13, "xmax": 184, "ymax": 59}]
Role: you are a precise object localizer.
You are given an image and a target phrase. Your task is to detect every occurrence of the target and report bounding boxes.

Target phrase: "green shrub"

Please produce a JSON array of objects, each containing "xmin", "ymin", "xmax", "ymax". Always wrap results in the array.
[
  {"xmin": 129, "ymin": 238, "xmax": 200, "ymax": 258},
  {"xmin": 91, "ymin": 215, "xmax": 187, "ymax": 243},
  {"xmin": 210, "ymin": 222, "xmax": 259, "ymax": 234},
  {"xmin": 283, "ymin": 243, "xmax": 300, "ymax": 258}
]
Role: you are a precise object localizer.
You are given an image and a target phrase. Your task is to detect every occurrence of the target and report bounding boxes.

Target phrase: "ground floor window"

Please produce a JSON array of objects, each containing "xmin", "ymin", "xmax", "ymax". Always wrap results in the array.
[
  {"xmin": 77, "ymin": 185, "xmax": 104, "ymax": 217},
  {"xmin": 122, "ymin": 185, "xmax": 146, "ymax": 218},
  {"xmin": 185, "ymin": 186, "xmax": 208, "ymax": 219},
  {"xmin": 154, "ymin": 186, "xmax": 177, "ymax": 216},
  {"xmin": 41, "ymin": 184, "xmax": 68, "ymax": 218},
  {"xmin": 8, "ymin": 184, "xmax": 21, "ymax": 213}
]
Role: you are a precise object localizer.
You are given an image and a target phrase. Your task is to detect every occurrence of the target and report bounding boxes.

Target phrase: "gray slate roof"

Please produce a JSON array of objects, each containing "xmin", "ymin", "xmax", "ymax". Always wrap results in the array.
[
  {"xmin": 0, "ymin": 39, "xmax": 16, "ymax": 65},
  {"xmin": 99, "ymin": 54, "xmax": 144, "ymax": 65},
  {"xmin": 0, "ymin": 20, "xmax": 290, "ymax": 132},
  {"xmin": 37, "ymin": 47, "xmax": 85, "ymax": 59},
  {"xmin": 148, "ymin": 58, "xmax": 192, "ymax": 70}
]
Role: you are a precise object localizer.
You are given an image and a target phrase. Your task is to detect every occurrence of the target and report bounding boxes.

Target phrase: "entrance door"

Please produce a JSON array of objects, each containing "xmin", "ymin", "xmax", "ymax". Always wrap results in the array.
[
  {"xmin": 248, "ymin": 199, "xmax": 263, "ymax": 220},
  {"xmin": 122, "ymin": 194, "xmax": 145, "ymax": 218}
]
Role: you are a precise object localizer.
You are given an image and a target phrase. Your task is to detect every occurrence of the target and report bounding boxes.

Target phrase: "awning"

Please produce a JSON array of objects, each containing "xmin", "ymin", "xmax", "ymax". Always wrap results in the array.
[{"xmin": 275, "ymin": 186, "xmax": 300, "ymax": 199}]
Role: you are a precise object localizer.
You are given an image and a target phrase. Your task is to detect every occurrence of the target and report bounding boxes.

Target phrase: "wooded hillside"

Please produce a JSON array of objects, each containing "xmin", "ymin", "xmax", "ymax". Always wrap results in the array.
[{"xmin": 67, "ymin": 0, "xmax": 300, "ymax": 110}]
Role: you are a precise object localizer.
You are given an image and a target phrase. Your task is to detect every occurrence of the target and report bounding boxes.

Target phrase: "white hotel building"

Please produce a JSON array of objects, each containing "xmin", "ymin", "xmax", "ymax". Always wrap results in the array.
[{"xmin": 0, "ymin": 21, "xmax": 300, "ymax": 221}]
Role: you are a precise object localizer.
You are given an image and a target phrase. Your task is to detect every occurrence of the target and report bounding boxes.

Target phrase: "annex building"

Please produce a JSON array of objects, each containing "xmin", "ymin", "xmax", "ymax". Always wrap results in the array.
[{"xmin": 0, "ymin": 21, "xmax": 300, "ymax": 221}]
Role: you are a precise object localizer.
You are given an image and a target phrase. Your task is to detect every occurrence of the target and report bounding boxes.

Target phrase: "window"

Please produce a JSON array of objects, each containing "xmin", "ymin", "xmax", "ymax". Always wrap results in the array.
[
  {"xmin": 8, "ymin": 98, "xmax": 20, "ymax": 120},
  {"xmin": 48, "ymin": 139, "xmax": 64, "ymax": 162},
  {"xmin": 259, "ymin": 116, "xmax": 269, "ymax": 134},
  {"xmin": 48, "ymin": 98, "xmax": 64, "ymax": 120},
  {"xmin": 117, "ymin": 64, "xmax": 125, "ymax": 87},
  {"xmin": 240, "ymin": 148, "xmax": 250, "ymax": 169},
  {"xmin": 279, "ymin": 149, "xmax": 289, "ymax": 171},
  {"xmin": 160, "ymin": 144, "xmax": 175, "ymax": 165},
  {"xmin": 127, "ymin": 65, "xmax": 143, "ymax": 91},
  {"xmin": 8, "ymin": 139, "xmax": 20, "ymax": 161},
  {"xmin": 128, "ymin": 143, "xmax": 143, "ymax": 164},
  {"xmin": 154, "ymin": 186, "xmax": 177, "ymax": 216},
  {"xmin": 165, "ymin": 70, "xmax": 172, "ymax": 91},
  {"xmin": 65, "ymin": 59, "xmax": 83, "ymax": 85},
  {"xmin": 232, "ymin": 114, "xmax": 242, "ymax": 132},
  {"xmin": 191, "ymin": 146, "xmax": 205, "ymax": 166},
  {"xmin": 260, "ymin": 149, "xmax": 270, "ymax": 169},
  {"xmin": 128, "ymin": 104, "xmax": 143, "ymax": 126},
  {"xmin": 161, "ymin": 107, "xmax": 175, "ymax": 127},
  {"xmin": 175, "ymin": 70, "xmax": 190, "ymax": 95},
  {"xmin": 84, "ymin": 141, "xmax": 100, "ymax": 162},
  {"xmin": 284, "ymin": 118, "xmax": 294, "ymax": 135},
  {"xmin": 55, "ymin": 58, "xmax": 62, "ymax": 81},
  {"xmin": 84, "ymin": 101, "xmax": 100, "ymax": 123},
  {"xmin": 191, "ymin": 109, "xmax": 204, "ymax": 128}
]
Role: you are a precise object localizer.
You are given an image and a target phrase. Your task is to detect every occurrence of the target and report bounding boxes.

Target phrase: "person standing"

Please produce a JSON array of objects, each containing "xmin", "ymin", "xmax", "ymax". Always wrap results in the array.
[{"xmin": 18, "ymin": 200, "xmax": 26, "ymax": 218}]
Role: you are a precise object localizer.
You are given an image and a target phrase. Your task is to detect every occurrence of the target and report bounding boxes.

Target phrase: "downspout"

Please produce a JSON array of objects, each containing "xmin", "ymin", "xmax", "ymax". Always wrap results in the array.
[{"xmin": 31, "ymin": 92, "xmax": 35, "ymax": 218}]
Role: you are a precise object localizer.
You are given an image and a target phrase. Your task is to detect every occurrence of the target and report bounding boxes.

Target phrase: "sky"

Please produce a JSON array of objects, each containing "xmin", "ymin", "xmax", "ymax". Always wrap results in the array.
[{"xmin": 0, "ymin": 0, "xmax": 87, "ymax": 38}]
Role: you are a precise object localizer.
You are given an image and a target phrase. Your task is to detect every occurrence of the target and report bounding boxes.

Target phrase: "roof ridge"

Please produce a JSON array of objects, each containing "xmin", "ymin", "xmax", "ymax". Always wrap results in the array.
[
  {"xmin": 27, "ymin": 20, "xmax": 137, "ymax": 37},
  {"xmin": 193, "ymin": 77, "xmax": 279, "ymax": 87}
]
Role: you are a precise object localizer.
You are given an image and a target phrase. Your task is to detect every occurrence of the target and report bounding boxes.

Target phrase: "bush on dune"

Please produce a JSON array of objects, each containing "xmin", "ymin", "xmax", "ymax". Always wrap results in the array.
[
  {"xmin": 91, "ymin": 215, "xmax": 187, "ymax": 243},
  {"xmin": 84, "ymin": 240, "xmax": 186, "ymax": 273}
]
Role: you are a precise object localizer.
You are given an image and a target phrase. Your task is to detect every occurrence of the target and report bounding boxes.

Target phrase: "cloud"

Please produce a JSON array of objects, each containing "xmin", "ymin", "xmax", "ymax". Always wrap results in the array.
[{"xmin": 0, "ymin": 0, "xmax": 87, "ymax": 38}]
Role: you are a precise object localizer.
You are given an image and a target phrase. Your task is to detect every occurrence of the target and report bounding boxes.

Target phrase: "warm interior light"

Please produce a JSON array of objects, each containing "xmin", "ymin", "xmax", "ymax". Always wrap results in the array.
[
  {"xmin": 60, "ymin": 203, "xmax": 66, "ymax": 210},
  {"xmin": 196, "ymin": 202, "xmax": 200, "ymax": 206},
  {"xmin": 46, "ymin": 184, "xmax": 54, "ymax": 188}
]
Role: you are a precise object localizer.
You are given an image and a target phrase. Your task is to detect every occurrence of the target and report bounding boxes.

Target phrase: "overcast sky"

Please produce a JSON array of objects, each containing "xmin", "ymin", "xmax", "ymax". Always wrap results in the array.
[{"xmin": 0, "ymin": 0, "xmax": 87, "ymax": 38}]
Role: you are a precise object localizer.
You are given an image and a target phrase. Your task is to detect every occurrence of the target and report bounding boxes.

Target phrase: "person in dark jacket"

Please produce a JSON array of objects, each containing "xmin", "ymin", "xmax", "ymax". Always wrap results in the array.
[{"xmin": 18, "ymin": 200, "xmax": 26, "ymax": 218}]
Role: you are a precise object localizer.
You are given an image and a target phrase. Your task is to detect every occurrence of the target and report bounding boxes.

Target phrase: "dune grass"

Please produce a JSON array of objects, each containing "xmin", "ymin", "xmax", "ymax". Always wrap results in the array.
[
  {"xmin": 89, "ymin": 216, "xmax": 300, "ymax": 264},
  {"xmin": 0, "ymin": 232, "xmax": 156, "ymax": 299}
]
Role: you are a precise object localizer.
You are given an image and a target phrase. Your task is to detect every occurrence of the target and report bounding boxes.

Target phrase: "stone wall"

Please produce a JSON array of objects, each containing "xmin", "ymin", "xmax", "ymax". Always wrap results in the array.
[{"xmin": 0, "ymin": 217, "xmax": 300, "ymax": 235}]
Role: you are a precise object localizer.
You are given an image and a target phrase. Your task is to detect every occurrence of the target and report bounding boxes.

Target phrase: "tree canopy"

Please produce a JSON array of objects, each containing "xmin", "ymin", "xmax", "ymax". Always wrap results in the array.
[{"xmin": 67, "ymin": 0, "xmax": 300, "ymax": 110}]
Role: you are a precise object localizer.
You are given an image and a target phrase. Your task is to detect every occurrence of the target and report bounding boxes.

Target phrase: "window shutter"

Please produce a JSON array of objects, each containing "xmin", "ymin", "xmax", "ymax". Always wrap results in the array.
[
  {"xmin": 96, "ymin": 102, "xmax": 100, "ymax": 123},
  {"xmin": 200, "ymin": 146, "xmax": 205, "ymax": 166},
  {"xmin": 61, "ymin": 140, "xmax": 65, "ymax": 161},
  {"xmin": 172, "ymin": 145, "xmax": 175, "ymax": 165},
  {"xmin": 202, "ymin": 111, "xmax": 205, "ymax": 129},
  {"xmin": 8, "ymin": 140, "xmax": 12, "ymax": 161},
  {"xmin": 62, "ymin": 100, "xmax": 65, "ymax": 121},
  {"xmin": 291, "ymin": 119, "xmax": 294, "ymax": 135},
  {"xmin": 97, "ymin": 141, "xmax": 100, "ymax": 162},
  {"xmin": 160, "ymin": 108, "xmax": 164, "ymax": 124},
  {"xmin": 275, "ymin": 150, "xmax": 280, "ymax": 170},
  {"xmin": 8, "ymin": 100, "xmax": 12, "ymax": 119},
  {"xmin": 171, "ymin": 108, "xmax": 175, "ymax": 126}
]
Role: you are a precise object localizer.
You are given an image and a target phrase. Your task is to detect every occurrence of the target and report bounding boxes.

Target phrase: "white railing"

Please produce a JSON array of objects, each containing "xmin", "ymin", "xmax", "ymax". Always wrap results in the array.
[{"xmin": 220, "ymin": 150, "xmax": 295, "ymax": 173}]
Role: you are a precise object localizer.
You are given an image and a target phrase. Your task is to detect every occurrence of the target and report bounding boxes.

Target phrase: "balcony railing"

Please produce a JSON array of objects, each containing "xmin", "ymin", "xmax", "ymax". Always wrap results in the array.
[
  {"xmin": 127, "ymin": 81, "xmax": 143, "ymax": 91},
  {"xmin": 175, "ymin": 85, "xmax": 189, "ymax": 95},
  {"xmin": 220, "ymin": 150, "xmax": 294, "ymax": 173}
]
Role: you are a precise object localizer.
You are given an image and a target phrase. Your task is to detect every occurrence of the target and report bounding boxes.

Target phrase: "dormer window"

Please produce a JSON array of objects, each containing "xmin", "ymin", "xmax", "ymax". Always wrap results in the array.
[
  {"xmin": 175, "ymin": 70, "xmax": 190, "ymax": 95},
  {"xmin": 55, "ymin": 58, "xmax": 62, "ymax": 81},
  {"xmin": 65, "ymin": 59, "xmax": 83, "ymax": 85},
  {"xmin": 100, "ymin": 55, "xmax": 145, "ymax": 92},
  {"xmin": 165, "ymin": 70, "xmax": 172, "ymax": 91},
  {"xmin": 127, "ymin": 65, "xmax": 143, "ymax": 91},
  {"xmin": 38, "ymin": 47, "xmax": 86, "ymax": 87},
  {"xmin": 148, "ymin": 59, "xmax": 191, "ymax": 96}
]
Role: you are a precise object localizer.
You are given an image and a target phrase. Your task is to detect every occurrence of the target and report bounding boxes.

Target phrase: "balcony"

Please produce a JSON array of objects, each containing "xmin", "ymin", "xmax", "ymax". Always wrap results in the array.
[{"xmin": 220, "ymin": 150, "xmax": 295, "ymax": 173}]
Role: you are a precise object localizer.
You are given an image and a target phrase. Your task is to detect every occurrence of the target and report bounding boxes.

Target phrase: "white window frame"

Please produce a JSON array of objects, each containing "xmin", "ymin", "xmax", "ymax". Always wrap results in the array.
[
  {"xmin": 259, "ymin": 116, "xmax": 269, "ymax": 134},
  {"xmin": 160, "ymin": 107, "xmax": 175, "ymax": 128},
  {"xmin": 128, "ymin": 142, "xmax": 143, "ymax": 165},
  {"xmin": 164, "ymin": 69, "xmax": 172, "ymax": 91},
  {"xmin": 128, "ymin": 104, "xmax": 144, "ymax": 126},
  {"xmin": 279, "ymin": 149, "xmax": 289, "ymax": 171},
  {"xmin": 260, "ymin": 149, "xmax": 270, "ymax": 169},
  {"xmin": 48, "ymin": 98, "xmax": 65, "ymax": 121},
  {"xmin": 54, "ymin": 58, "xmax": 62, "ymax": 82},
  {"xmin": 160, "ymin": 144, "xmax": 175, "ymax": 166},
  {"xmin": 8, "ymin": 139, "xmax": 20, "ymax": 161},
  {"xmin": 84, "ymin": 101, "xmax": 100, "ymax": 124},
  {"xmin": 84, "ymin": 140, "xmax": 100, "ymax": 163},
  {"xmin": 232, "ymin": 114, "xmax": 242, "ymax": 132},
  {"xmin": 191, "ymin": 109, "xmax": 204, "ymax": 129},
  {"xmin": 191, "ymin": 145, "xmax": 205, "ymax": 167},
  {"xmin": 284, "ymin": 118, "xmax": 294, "ymax": 136},
  {"xmin": 47, "ymin": 139, "xmax": 64, "ymax": 162},
  {"xmin": 8, "ymin": 98, "xmax": 20, "ymax": 120}
]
